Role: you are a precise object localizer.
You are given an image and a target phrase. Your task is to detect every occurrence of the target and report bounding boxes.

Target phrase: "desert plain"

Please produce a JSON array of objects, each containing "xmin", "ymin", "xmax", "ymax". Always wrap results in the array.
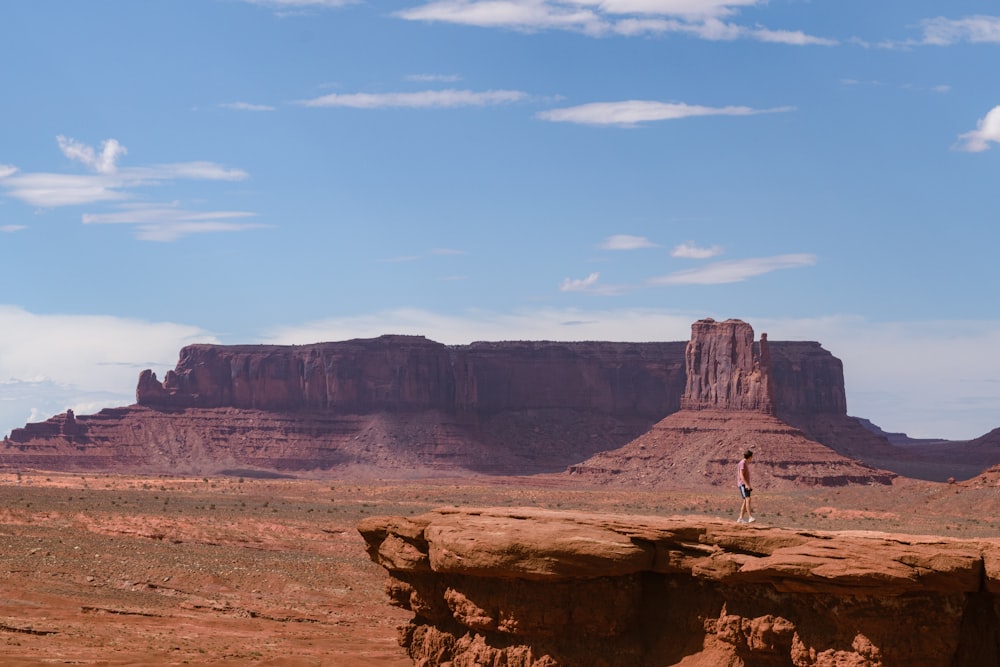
[{"xmin": 1, "ymin": 467, "xmax": 998, "ymax": 666}]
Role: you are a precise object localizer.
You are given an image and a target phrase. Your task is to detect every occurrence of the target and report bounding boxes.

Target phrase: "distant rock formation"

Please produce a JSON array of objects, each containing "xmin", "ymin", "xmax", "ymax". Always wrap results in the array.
[
  {"xmin": 360, "ymin": 506, "xmax": 1000, "ymax": 667},
  {"xmin": 0, "ymin": 320, "xmax": 931, "ymax": 479},
  {"xmin": 680, "ymin": 318, "xmax": 775, "ymax": 413},
  {"xmin": 569, "ymin": 319, "xmax": 897, "ymax": 487},
  {"xmin": 134, "ymin": 336, "xmax": 687, "ymax": 417}
]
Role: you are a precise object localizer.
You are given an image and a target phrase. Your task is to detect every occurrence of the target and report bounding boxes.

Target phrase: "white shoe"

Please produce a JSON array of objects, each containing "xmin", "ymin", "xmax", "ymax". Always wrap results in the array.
[
  {"xmin": 736, "ymin": 517, "xmax": 747, "ymax": 524},
  {"xmin": 747, "ymin": 517, "xmax": 756, "ymax": 523}
]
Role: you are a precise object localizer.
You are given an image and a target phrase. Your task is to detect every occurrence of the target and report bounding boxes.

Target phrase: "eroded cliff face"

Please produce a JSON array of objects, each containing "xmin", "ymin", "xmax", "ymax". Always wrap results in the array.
[
  {"xmin": 360, "ymin": 507, "xmax": 1000, "ymax": 667},
  {"xmin": 566, "ymin": 320, "xmax": 896, "ymax": 488},
  {"xmin": 680, "ymin": 318, "xmax": 776, "ymax": 413},
  {"xmin": 2, "ymin": 322, "xmax": 888, "ymax": 477},
  {"xmin": 135, "ymin": 336, "xmax": 688, "ymax": 418}
]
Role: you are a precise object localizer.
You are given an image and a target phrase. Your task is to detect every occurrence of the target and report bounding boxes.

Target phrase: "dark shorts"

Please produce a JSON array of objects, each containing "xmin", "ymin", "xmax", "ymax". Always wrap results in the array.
[{"xmin": 739, "ymin": 484, "xmax": 751, "ymax": 499}]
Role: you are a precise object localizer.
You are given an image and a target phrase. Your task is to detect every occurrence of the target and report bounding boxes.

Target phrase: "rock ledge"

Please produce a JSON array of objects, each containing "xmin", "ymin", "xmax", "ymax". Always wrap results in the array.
[{"xmin": 360, "ymin": 507, "xmax": 1000, "ymax": 666}]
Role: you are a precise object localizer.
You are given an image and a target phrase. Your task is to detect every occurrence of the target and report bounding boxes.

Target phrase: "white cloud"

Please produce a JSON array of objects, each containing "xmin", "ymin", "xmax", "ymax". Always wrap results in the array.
[
  {"xmin": 82, "ymin": 202, "xmax": 265, "ymax": 241},
  {"xmin": 537, "ymin": 100, "xmax": 794, "ymax": 126},
  {"xmin": 560, "ymin": 272, "xmax": 601, "ymax": 292},
  {"xmin": 559, "ymin": 272, "xmax": 630, "ymax": 295},
  {"xmin": 612, "ymin": 16, "xmax": 836, "ymax": 44},
  {"xmin": 0, "ymin": 137, "xmax": 249, "ymax": 209},
  {"xmin": 57, "ymin": 135, "xmax": 127, "ymax": 174},
  {"xmin": 919, "ymin": 15, "xmax": 1000, "ymax": 46},
  {"xmin": 239, "ymin": 0, "xmax": 357, "ymax": 8},
  {"xmin": 1, "ymin": 172, "xmax": 130, "ymax": 207},
  {"xmin": 396, "ymin": 0, "xmax": 835, "ymax": 44},
  {"xmin": 0, "ymin": 138, "xmax": 255, "ymax": 241},
  {"xmin": 297, "ymin": 89, "xmax": 528, "ymax": 109},
  {"xmin": 0, "ymin": 305, "xmax": 217, "ymax": 437},
  {"xmin": 954, "ymin": 105, "xmax": 1000, "ymax": 152},
  {"xmin": 221, "ymin": 101, "xmax": 276, "ymax": 111},
  {"xmin": 671, "ymin": 241, "xmax": 723, "ymax": 259},
  {"xmin": 599, "ymin": 234, "xmax": 658, "ymax": 250},
  {"xmin": 749, "ymin": 26, "xmax": 836, "ymax": 46},
  {"xmin": 397, "ymin": 1, "xmax": 606, "ymax": 34},
  {"xmin": 648, "ymin": 253, "xmax": 816, "ymax": 285},
  {"xmin": 1, "ymin": 225, "xmax": 27, "ymax": 233},
  {"xmin": 121, "ymin": 162, "xmax": 249, "ymax": 182}
]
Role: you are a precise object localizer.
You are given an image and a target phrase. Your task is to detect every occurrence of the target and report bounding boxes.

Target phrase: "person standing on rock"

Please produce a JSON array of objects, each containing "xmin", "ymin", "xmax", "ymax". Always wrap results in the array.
[{"xmin": 737, "ymin": 450, "xmax": 755, "ymax": 524}]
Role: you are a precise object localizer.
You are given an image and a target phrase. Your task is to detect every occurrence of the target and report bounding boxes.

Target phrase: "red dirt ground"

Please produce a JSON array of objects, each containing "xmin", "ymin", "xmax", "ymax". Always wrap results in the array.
[{"xmin": 1, "ymin": 469, "xmax": 998, "ymax": 665}]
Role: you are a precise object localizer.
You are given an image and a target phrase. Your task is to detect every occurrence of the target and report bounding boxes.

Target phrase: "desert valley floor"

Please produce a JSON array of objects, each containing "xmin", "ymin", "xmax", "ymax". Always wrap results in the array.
[{"xmin": 1, "ymin": 469, "xmax": 998, "ymax": 666}]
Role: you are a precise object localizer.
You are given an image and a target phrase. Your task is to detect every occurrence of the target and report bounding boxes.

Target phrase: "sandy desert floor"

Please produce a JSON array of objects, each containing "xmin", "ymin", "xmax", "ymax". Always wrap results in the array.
[{"xmin": 0, "ymin": 469, "xmax": 998, "ymax": 666}]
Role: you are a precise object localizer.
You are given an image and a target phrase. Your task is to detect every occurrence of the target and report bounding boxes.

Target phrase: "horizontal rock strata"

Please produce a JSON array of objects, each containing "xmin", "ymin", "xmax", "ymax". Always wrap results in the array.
[
  {"xmin": 4, "ymin": 327, "xmax": 892, "ymax": 476},
  {"xmin": 360, "ymin": 507, "xmax": 1000, "ymax": 667}
]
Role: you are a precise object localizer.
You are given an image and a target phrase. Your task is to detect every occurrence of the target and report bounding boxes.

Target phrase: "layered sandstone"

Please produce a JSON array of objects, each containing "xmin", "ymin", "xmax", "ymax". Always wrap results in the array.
[
  {"xmin": 569, "ymin": 319, "xmax": 897, "ymax": 487},
  {"xmin": 360, "ymin": 506, "xmax": 1000, "ymax": 667},
  {"xmin": 134, "ymin": 336, "xmax": 688, "ymax": 418},
  {"xmin": 2, "ymin": 322, "xmax": 904, "ymax": 478},
  {"xmin": 680, "ymin": 319, "xmax": 775, "ymax": 413}
]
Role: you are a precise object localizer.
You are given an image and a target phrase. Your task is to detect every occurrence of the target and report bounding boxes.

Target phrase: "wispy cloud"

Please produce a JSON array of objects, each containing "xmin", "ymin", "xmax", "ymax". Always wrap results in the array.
[
  {"xmin": 671, "ymin": 241, "xmax": 723, "ymax": 259},
  {"xmin": 406, "ymin": 73, "xmax": 462, "ymax": 83},
  {"xmin": 954, "ymin": 105, "xmax": 1000, "ymax": 152},
  {"xmin": 560, "ymin": 272, "xmax": 601, "ymax": 292},
  {"xmin": 648, "ymin": 253, "xmax": 816, "ymax": 285},
  {"xmin": 238, "ymin": 0, "xmax": 358, "ymax": 10},
  {"xmin": 559, "ymin": 272, "xmax": 629, "ymax": 295},
  {"xmin": 57, "ymin": 135, "xmax": 127, "ymax": 174},
  {"xmin": 382, "ymin": 247, "xmax": 468, "ymax": 263},
  {"xmin": 919, "ymin": 15, "xmax": 1000, "ymax": 46},
  {"xmin": 1, "ymin": 225, "xmax": 27, "ymax": 233},
  {"xmin": 296, "ymin": 88, "xmax": 528, "ymax": 108},
  {"xmin": 537, "ymin": 100, "xmax": 794, "ymax": 127},
  {"xmin": 221, "ymin": 101, "xmax": 276, "ymax": 111},
  {"xmin": 841, "ymin": 79, "xmax": 950, "ymax": 94},
  {"xmin": 0, "ymin": 137, "xmax": 257, "ymax": 241},
  {"xmin": 82, "ymin": 202, "xmax": 266, "ymax": 242},
  {"xmin": 0, "ymin": 137, "xmax": 248, "ymax": 208},
  {"xmin": 396, "ymin": 1, "xmax": 836, "ymax": 44},
  {"xmin": 598, "ymin": 234, "xmax": 658, "ymax": 250}
]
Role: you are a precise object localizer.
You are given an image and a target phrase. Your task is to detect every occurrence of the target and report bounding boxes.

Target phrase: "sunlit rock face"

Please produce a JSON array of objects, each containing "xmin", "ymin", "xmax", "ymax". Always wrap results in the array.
[{"xmin": 360, "ymin": 506, "xmax": 1000, "ymax": 667}]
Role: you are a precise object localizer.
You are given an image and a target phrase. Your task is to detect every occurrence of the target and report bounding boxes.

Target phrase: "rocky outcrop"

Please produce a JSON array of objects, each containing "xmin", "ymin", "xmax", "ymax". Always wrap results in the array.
[
  {"xmin": 680, "ymin": 318, "xmax": 775, "ymax": 413},
  {"xmin": 567, "ymin": 320, "xmax": 896, "ymax": 488},
  {"xmin": 360, "ymin": 506, "xmax": 1000, "ymax": 667}
]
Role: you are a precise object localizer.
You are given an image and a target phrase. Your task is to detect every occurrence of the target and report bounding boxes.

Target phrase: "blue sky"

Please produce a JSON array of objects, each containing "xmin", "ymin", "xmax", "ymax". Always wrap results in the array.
[{"xmin": 2, "ymin": 0, "xmax": 999, "ymax": 441}]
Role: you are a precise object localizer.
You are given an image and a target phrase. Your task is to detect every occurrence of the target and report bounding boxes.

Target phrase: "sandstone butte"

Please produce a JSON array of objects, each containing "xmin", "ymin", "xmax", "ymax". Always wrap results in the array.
[
  {"xmin": 359, "ymin": 506, "xmax": 1000, "ymax": 667},
  {"xmin": 2, "ymin": 317, "xmax": 998, "ymax": 483}
]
